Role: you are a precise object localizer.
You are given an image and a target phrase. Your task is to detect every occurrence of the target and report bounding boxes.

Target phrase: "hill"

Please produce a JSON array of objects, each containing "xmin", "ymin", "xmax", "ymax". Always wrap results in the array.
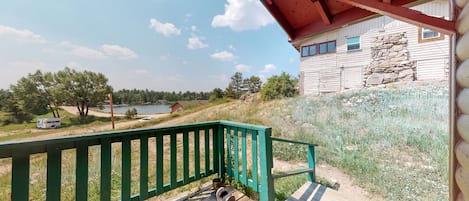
[{"xmin": 183, "ymin": 82, "xmax": 449, "ymax": 200}]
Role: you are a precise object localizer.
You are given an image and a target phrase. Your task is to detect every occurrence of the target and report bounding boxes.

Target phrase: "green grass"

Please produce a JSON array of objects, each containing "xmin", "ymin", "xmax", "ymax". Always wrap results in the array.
[
  {"xmin": 184, "ymin": 84, "xmax": 449, "ymax": 200},
  {"xmin": 0, "ymin": 85, "xmax": 450, "ymax": 200}
]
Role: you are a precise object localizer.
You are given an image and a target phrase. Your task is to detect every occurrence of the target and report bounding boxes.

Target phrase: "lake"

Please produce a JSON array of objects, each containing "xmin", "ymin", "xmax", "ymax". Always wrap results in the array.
[{"xmin": 95, "ymin": 105, "xmax": 171, "ymax": 114}]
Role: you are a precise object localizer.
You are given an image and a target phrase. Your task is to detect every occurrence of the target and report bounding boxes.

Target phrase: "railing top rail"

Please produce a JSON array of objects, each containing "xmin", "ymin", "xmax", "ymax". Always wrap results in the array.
[
  {"xmin": 218, "ymin": 120, "xmax": 271, "ymax": 130},
  {"xmin": 271, "ymin": 137, "xmax": 318, "ymax": 146},
  {"xmin": 0, "ymin": 120, "xmax": 271, "ymax": 159}
]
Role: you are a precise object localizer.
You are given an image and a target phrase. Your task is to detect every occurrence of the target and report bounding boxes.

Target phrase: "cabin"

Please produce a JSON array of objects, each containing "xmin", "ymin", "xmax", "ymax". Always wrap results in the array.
[
  {"xmin": 294, "ymin": 0, "xmax": 450, "ymax": 95},
  {"xmin": 262, "ymin": 0, "xmax": 468, "ymax": 200},
  {"xmin": 170, "ymin": 100, "xmax": 209, "ymax": 113}
]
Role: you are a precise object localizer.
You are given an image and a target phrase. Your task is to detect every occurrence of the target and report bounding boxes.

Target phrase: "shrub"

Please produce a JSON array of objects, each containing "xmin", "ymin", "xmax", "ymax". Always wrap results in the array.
[
  {"xmin": 125, "ymin": 108, "xmax": 138, "ymax": 119},
  {"xmin": 260, "ymin": 72, "xmax": 298, "ymax": 101}
]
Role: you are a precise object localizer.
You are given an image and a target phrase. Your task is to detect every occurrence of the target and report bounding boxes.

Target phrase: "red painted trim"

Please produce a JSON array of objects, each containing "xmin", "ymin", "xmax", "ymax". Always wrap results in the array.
[
  {"xmin": 313, "ymin": 0, "xmax": 333, "ymax": 25},
  {"xmin": 294, "ymin": 7, "xmax": 375, "ymax": 41},
  {"xmin": 261, "ymin": 0, "xmax": 295, "ymax": 40},
  {"xmin": 383, "ymin": 0, "xmax": 392, "ymax": 4},
  {"xmin": 336, "ymin": 0, "xmax": 455, "ymax": 35}
]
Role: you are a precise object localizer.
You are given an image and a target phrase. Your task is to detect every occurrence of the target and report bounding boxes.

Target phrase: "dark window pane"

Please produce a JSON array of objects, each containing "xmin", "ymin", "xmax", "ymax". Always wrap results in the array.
[
  {"xmin": 319, "ymin": 43, "xmax": 327, "ymax": 54},
  {"xmin": 301, "ymin": 46, "xmax": 309, "ymax": 57},
  {"xmin": 309, "ymin": 45, "xmax": 317, "ymax": 55},
  {"xmin": 327, "ymin": 41, "xmax": 336, "ymax": 53},
  {"xmin": 347, "ymin": 37, "xmax": 360, "ymax": 51},
  {"xmin": 347, "ymin": 44, "xmax": 360, "ymax": 50}
]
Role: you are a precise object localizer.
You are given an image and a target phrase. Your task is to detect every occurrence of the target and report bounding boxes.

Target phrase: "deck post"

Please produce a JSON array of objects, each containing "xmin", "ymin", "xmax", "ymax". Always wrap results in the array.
[
  {"xmin": 259, "ymin": 127, "xmax": 275, "ymax": 201},
  {"xmin": 216, "ymin": 124, "xmax": 225, "ymax": 179}
]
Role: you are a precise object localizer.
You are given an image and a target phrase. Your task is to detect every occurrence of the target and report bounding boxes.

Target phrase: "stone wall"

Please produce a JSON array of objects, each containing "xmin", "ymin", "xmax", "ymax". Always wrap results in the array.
[{"xmin": 364, "ymin": 33, "xmax": 416, "ymax": 86}]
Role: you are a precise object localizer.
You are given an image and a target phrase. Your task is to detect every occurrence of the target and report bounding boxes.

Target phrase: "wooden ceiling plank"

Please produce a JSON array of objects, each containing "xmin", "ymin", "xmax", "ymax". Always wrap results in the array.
[
  {"xmin": 294, "ymin": 7, "xmax": 375, "ymax": 42},
  {"xmin": 336, "ymin": 0, "xmax": 455, "ymax": 35},
  {"xmin": 313, "ymin": 0, "xmax": 333, "ymax": 25}
]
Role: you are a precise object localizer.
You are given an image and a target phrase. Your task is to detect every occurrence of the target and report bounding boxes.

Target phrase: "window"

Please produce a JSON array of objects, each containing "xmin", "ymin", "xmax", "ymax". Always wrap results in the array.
[
  {"xmin": 418, "ymin": 27, "xmax": 444, "ymax": 43},
  {"xmin": 301, "ymin": 46, "xmax": 309, "ymax": 57},
  {"xmin": 422, "ymin": 28, "xmax": 440, "ymax": 39},
  {"xmin": 309, "ymin": 45, "xmax": 317, "ymax": 56},
  {"xmin": 319, "ymin": 41, "xmax": 335, "ymax": 54},
  {"xmin": 347, "ymin": 36, "xmax": 360, "ymax": 51},
  {"xmin": 301, "ymin": 40, "xmax": 335, "ymax": 57}
]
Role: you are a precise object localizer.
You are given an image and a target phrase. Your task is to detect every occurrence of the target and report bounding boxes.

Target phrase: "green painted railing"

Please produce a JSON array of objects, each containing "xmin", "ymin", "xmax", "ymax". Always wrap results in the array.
[
  {"xmin": 1, "ymin": 120, "xmax": 307, "ymax": 201},
  {"xmin": 271, "ymin": 137, "xmax": 317, "ymax": 182}
]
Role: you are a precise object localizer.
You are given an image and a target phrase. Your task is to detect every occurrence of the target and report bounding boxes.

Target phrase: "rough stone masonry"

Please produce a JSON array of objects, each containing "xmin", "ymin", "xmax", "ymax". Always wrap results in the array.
[{"xmin": 364, "ymin": 32, "xmax": 417, "ymax": 86}]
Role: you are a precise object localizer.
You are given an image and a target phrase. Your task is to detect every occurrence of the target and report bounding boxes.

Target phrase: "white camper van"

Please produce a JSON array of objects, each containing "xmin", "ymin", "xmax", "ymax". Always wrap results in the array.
[{"xmin": 36, "ymin": 118, "xmax": 61, "ymax": 129}]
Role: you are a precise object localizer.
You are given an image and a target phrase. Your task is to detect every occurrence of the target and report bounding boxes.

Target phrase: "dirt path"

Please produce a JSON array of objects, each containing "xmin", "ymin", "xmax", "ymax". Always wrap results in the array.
[{"xmin": 273, "ymin": 158, "xmax": 384, "ymax": 201}]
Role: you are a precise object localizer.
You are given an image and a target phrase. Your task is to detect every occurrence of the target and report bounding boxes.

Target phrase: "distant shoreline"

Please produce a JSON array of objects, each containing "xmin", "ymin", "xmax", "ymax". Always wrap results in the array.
[{"xmin": 61, "ymin": 106, "xmax": 170, "ymax": 118}]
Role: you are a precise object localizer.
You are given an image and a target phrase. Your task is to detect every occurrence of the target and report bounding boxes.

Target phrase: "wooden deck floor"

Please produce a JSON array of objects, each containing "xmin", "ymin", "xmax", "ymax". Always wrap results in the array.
[
  {"xmin": 166, "ymin": 184, "xmax": 254, "ymax": 201},
  {"xmin": 287, "ymin": 182, "xmax": 350, "ymax": 201}
]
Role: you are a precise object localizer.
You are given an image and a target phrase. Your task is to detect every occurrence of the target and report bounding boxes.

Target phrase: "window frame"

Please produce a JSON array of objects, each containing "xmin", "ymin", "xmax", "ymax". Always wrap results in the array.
[
  {"xmin": 346, "ymin": 36, "xmax": 361, "ymax": 51},
  {"xmin": 301, "ymin": 40, "xmax": 336, "ymax": 57},
  {"xmin": 418, "ymin": 27, "xmax": 444, "ymax": 43}
]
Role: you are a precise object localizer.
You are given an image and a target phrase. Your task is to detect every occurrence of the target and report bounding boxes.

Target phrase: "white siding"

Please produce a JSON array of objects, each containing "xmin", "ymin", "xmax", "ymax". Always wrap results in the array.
[{"xmin": 299, "ymin": 0, "xmax": 449, "ymax": 95}]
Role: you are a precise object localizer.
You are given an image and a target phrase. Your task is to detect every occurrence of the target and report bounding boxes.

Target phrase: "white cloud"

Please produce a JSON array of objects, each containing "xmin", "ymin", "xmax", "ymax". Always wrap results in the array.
[
  {"xmin": 289, "ymin": 57, "xmax": 296, "ymax": 63},
  {"xmin": 261, "ymin": 64, "xmax": 276, "ymax": 73},
  {"xmin": 101, "ymin": 44, "xmax": 137, "ymax": 60},
  {"xmin": 61, "ymin": 42, "xmax": 138, "ymax": 60},
  {"xmin": 210, "ymin": 51, "xmax": 237, "ymax": 61},
  {"xmin": 60, "ymin": 41, "xmax": 106, "ymax": 59},
  {"xmin": 149, "ymin": 18, "xmax": 181, "ymax": 37},
  {"xmin": 191, "ymin": 25, "xmax": 197, "ymax": 32},
  {"xmin": 65, "ymin": 61, "xmax": 88, "ymax": 71},
  {"xmin": 135, "ymin": 69, "xmax": 149, "ymax": 75},
  {"xmin": 0, "ymin": 25, "xmax": 46, "ymax": 43},
  {"xmin": 229, "ymin": 45, "xmax": 236, "ymax": 51},
  {"xmin": 235, "ymin": 64, "xmax": 251, "ymax": 72},
  {"xmin": 211, "ymin": 0, "xmax": 274, "ymax": 31},
  {"xmin": 187, "ymin": 36, "xmax": 208, "ymax": 49}
]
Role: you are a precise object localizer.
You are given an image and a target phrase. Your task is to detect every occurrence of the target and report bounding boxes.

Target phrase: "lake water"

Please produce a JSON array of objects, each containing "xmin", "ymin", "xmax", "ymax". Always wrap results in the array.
[{"xmin": 96, "ymin": 105, "xmax": 171, "ymax": 114}]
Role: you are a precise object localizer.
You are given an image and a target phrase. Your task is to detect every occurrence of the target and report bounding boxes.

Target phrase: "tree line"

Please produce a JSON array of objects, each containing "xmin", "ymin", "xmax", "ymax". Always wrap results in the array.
[
  {"xmin": 112, "ymin": 89, "xmax": 210, "ymax": 105},
  {"xmin": 0, "ymin": 67, "xmax": 112, "ymax": 124},
  {"xmin": 212, "ymin": 71, "xmax": 298, "ymax": 101},
  {"xmin": 0, "ymin": 68, "xmax": 299, "ymax": 125}
]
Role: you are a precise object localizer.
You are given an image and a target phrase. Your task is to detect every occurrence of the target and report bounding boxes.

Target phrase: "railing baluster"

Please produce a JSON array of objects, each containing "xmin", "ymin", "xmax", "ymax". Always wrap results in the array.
[
  {"xmin": 183, "ymin": 130, "xmax": 189, "ymax": 183},
  {"xmin": 204, "ymin": 128, "xmax": 210, "ymax": 175},
  {"xmin": 156, "ymin": 134, "xmax": 164, "ymax": 195},
  {"xmin": 170, "ymin": 131, "xmax": 177, "ymax": 188},
  {"xmin": 140, "ymin": 136, "xmax": 149, "ymax": 199},
  {"xmin": 251, "ymin": 131, "xmax": 258, "ymax": 191},
  {"xmin": 46, "ymin": 145, "xmax": 62, "ymax": 201},
  {"xmin": 308, "ymin": 145, "xmax": 316, "ymax": 182},
  {"xmin": 242, "ymin": 129, "xmax": 247, "ymax": 185},
  {"xmin": 12, "ymin": 151, "xmax": 29, "ymax": 201},
  {"xmin": 194, "ymin": 129, "xmax": 200, "ymax": 179},
  {"xmin": 100, "ymin": 139, "xmax": 111, "ymax": 201},
  {"xmin": 234, "ymin": 127, "xmax": 239, "ymax": 180},
  {"xmin": 121, "ymin": 137, "xmax": 131, "ymax": 201},
  {"xmin": 76, "ymin": 142, "xmax": 88, "ymax": 200},
  {"xmin": 226, "ymin": 127, "xmax": 232, "ymax": 175}
]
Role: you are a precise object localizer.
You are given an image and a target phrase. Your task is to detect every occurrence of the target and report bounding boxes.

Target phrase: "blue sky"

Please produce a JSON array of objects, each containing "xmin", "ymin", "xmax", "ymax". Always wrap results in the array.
[{"xmin": 0, "ymin": 0, "xmax": 299, "ymax": 92}]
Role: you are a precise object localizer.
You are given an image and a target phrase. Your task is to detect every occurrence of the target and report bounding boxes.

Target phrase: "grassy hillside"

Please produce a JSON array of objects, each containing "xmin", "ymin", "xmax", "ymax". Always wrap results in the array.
[{"xmin": 186, "ymin": 83, "xmax": 449, "ymax": 200}]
